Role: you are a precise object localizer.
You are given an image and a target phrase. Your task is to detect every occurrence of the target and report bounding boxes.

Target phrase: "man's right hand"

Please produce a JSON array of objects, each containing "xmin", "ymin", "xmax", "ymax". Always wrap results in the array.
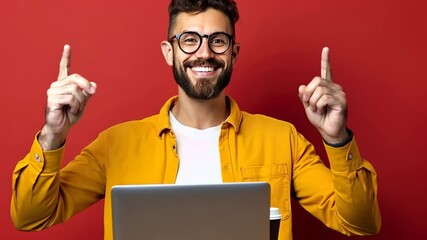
[{"xmin": 38, "ymin": 44, "xmax": 97, "ymax": 150}]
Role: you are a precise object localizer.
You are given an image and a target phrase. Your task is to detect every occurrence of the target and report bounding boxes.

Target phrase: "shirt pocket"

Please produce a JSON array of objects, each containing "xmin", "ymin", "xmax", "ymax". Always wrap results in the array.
[{"xmin": 240, "ymin": 163, "xmax": 291, "ymax": 220}]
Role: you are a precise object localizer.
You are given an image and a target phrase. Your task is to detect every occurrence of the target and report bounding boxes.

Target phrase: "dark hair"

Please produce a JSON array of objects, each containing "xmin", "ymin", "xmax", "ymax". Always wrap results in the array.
[{"xmin": 168, "ymin": 0, "xmax": 239, "ymax": 37}]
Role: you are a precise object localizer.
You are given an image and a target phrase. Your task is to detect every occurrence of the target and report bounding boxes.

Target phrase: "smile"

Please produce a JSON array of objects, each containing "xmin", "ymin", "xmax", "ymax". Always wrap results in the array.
[{"xmin": 191, "ymin": 66, "xmax": 216, "ymax": 72}]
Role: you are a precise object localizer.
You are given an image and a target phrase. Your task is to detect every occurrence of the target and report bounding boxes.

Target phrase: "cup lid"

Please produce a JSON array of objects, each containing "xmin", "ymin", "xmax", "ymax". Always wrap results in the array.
[{"xmin": 270, "ymin": 207, "xmax": 282, "ymax": 220}]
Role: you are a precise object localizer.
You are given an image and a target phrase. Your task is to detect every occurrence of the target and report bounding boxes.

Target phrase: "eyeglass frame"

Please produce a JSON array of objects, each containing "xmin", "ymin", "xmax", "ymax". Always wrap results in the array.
[{"xmin": 169, "ymin": 31, "xmax": 235, "ymax": 55}]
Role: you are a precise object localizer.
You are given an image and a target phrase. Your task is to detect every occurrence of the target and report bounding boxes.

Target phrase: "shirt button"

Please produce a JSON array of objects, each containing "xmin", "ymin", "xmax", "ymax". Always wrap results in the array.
[
  {"xmin": 224, "ymin": 166, "xmax": 229, "ymax": 171},
  {"xmin": 348, "ymin": 153, "xmax": 353, "ymax": 160},
  {"xmin": 34, "ymin": 153, "xmax": 41, "ymax": 162}
]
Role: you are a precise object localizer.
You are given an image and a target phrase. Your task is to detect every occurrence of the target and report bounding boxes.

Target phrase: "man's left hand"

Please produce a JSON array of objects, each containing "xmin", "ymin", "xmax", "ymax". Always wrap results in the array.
[{"xmin": 298, "ymin": 47, "xmax": 348, "ymax": 144}]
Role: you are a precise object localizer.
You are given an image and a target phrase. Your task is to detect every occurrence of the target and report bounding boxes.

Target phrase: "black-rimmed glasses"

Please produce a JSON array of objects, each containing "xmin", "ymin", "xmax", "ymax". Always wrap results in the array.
[{"xmin": 169, "ymin": 31, "xmax": 234, "ymax": 54}]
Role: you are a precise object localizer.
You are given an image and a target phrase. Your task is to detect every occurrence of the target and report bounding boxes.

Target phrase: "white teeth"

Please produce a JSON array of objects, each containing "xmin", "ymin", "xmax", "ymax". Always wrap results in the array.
[{"xmin": 192, "ymin": 66, "xmax": 214, "ymax": 72}]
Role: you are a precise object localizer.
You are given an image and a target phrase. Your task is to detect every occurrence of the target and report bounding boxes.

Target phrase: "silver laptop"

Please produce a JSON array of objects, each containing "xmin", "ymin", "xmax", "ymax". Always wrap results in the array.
[{"xmin": 111, "ymin": 182, "xmax": 270, "ymax": 240}]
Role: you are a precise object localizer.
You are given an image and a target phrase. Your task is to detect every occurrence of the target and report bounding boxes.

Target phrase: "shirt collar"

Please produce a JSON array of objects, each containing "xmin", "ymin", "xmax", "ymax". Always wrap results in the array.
[{"xmin": 157, "ymin": 96, "xmax": 243, "ymax": 138}]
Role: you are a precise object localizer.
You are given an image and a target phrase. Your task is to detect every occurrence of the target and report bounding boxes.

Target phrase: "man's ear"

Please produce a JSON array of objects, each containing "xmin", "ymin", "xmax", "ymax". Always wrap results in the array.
[
  {"xmin": 161, "ymin": 41, "xmax": 174, "ymax": 66},
  {"xmin": 231, "ymin": 43, "xmax": 240, "ymax": 65}
]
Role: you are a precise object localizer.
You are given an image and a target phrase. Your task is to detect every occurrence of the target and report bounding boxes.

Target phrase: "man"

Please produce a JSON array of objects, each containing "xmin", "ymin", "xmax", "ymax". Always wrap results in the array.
[{"xmin": 11, "ymin": 0, "xmax": 381, "ymax": 239}]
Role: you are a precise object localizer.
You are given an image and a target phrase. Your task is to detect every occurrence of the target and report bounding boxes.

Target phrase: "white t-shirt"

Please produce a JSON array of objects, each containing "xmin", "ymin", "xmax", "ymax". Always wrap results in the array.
[{"xmin": 169, "ymin": 111, "xmax": 222, "ymax": 185}]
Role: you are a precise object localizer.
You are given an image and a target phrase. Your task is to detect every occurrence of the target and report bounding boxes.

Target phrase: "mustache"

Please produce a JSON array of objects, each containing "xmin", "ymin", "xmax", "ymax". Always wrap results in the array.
[{"xmin": 183, "ymin": 58, "xmax": 225, "ymax": 69}]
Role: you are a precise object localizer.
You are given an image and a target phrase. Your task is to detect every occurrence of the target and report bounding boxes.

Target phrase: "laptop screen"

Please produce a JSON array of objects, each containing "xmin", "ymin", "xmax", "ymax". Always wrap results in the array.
[{"xmin": 111, "ymin": 182, "xmax": 270, "ymax": 240}]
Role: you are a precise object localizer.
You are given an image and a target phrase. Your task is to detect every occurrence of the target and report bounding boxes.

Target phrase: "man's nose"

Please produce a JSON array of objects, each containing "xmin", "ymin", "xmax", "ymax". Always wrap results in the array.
[{"xmin": 194, "ymin": 38, "xmax": 215, "ymax": 59}]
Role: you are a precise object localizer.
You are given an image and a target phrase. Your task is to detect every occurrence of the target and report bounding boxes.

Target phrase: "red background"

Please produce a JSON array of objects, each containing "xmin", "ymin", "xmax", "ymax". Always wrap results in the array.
[{"xmin": 1, "ymin": 0, "xmax": 425, "ymax": 239}]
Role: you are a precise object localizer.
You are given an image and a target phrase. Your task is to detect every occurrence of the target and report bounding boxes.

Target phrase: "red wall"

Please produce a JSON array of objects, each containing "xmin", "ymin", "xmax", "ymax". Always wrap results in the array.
[{"xmin": 1, "ymin": 0, "xmax": 425, "ymax": 239}]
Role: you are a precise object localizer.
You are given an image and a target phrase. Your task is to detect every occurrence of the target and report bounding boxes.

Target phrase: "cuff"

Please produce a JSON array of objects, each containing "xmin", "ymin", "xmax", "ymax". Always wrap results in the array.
[
  {"xmin": 30, "ymin": 132, "xmax": 65, "ymax": 173},
  {"xmin": 324, "ymin": 137, "xmax": 363, "ymax": 173}
]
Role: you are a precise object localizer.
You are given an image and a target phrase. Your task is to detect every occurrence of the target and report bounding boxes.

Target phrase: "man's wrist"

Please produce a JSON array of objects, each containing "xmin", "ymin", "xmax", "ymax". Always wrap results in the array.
[
  {"xmin": 38, "ymin": 126, "xmax": 66, "ymax": 151},
  {"xmin": 324, "ymin": 128, "xmax": 353, "ymax": 148}
]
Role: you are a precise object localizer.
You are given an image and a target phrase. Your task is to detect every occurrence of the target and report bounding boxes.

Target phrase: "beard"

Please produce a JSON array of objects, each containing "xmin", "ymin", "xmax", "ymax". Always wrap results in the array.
[{"xmin": 173, "ymin": 58, "xmax": 232, "ymax": 100}]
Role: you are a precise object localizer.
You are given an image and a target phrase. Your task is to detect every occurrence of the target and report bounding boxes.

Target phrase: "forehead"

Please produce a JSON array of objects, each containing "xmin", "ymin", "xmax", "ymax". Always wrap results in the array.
[{"xmin": 172, "ymin": 8, "xmax": 232, "ymax": 34}]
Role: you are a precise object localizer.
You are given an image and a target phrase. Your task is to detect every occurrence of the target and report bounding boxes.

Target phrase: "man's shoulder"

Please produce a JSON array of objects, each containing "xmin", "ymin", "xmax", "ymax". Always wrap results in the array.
[
  {"xmin": 227, "ymin": 96, "xmax": 296, "ymax": 134},
  {"xmin": 240, "ymin": 111, "xmax": 296, "ymax": 132},
  {"xmin": 101, "ymin": 113, "xmax": 161, "ymax": 135}
]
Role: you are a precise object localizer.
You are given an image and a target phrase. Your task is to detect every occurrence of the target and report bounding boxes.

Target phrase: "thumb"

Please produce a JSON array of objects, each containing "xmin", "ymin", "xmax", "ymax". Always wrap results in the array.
[
  {"xmin": 79, "ymin": 82, "xmax": 97, "ymax": 113},
  {"xmin": 298, "ymin": 85, "xmax": 309, "ymax": 109},
  {"xmin": 82, "ymin": 82, "xmax": 97, "ymax": 98}
]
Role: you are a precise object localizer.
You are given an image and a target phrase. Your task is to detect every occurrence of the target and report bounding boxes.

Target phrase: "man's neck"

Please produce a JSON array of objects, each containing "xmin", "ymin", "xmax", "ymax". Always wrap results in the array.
[{"xmin": 171, "ymin": 91, "xmax": 229, "ymax": 129}]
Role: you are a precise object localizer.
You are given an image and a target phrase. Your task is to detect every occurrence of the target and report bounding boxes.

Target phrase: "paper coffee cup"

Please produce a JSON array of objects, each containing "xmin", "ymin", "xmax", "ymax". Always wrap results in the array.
[{"xmin": 270, "ymin": 207, "xmax": 281, "ymax": 240}]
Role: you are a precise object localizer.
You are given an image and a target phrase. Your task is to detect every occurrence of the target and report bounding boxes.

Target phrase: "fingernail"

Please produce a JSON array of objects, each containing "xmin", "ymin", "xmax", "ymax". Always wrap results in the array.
[{"xmin": 303, "ymin": 95, "xmax": 308, "ymax": 102}]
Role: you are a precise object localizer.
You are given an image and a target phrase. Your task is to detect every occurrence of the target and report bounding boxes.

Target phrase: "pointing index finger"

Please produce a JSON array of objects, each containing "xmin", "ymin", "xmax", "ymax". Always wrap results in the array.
[
  {"xmin": 58, "ymin": 44, "xmax": 71, "ymax": 81},
  {"xmin": 321, "ymin": 47, "xmax": 333, "ymax": 82}
]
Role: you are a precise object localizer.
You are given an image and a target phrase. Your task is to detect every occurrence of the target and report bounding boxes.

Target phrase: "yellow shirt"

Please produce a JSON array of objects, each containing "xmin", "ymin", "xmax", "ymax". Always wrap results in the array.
[{"xmin": 11, "ymin": 96, "xmax": 381, "ymax": 240}]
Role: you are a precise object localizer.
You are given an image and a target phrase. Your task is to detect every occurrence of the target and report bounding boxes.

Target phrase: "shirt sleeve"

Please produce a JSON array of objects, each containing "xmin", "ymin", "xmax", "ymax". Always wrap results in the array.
[
  {"xmin": 11, "ymin": 132, "xmax": 106, "ymax": 230},
  {"xmin": 292, "ymin": 132, "xmax": 381, "ymax": 236}
]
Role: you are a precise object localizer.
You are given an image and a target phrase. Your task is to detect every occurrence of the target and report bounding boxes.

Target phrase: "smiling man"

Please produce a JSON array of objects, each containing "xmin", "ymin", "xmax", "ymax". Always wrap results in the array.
[{"xmin": 11, "ymin": 0, "xmax": 381, "ymax": 239}]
